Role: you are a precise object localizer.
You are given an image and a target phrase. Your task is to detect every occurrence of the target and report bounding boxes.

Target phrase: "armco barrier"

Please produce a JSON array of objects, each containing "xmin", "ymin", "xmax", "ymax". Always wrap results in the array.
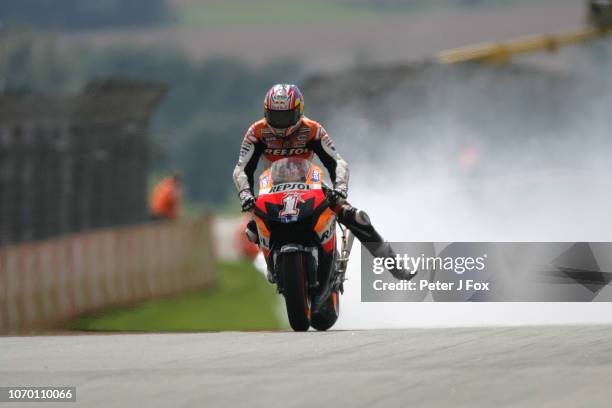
[{"xmin": 0, "ymin": 217, "xmax": 216, "ymax": 334}]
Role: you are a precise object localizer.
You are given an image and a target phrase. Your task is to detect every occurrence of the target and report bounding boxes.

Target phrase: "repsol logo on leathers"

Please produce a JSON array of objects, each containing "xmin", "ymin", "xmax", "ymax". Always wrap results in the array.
[
  {"xmin": 270, "ymin": 183, "xmax": 311, "ymax": 193},
  {"xmin": 265, "ymin": 148, "xmax": 309, "ymax": 156}
]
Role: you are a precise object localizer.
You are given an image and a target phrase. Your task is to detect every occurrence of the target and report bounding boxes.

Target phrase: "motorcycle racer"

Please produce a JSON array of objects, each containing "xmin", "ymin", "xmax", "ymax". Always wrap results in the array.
[{"xmin": 233, "ymin": 84, "xmax": 409, "ymax": 281}]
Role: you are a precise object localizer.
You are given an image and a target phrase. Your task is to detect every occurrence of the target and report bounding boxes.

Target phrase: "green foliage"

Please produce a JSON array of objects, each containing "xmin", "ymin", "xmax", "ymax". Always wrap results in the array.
[
  {"xmin": 67, "ymin": 261, "xmax": 285, "ymax": 331},
  {"xmin": 79, "ymin": 48, "xmax": 302, "ymax": 205},
  {"xmin": 0, "ymin": 30, "xmax": 85, "ymax": 92},
  {"xmin": 179, "ymin": 121, "xmax": 244, "ymax": 204},
  {"xmin": 0, "ymin": 0, "xmax": 169, "ymax": 29}
]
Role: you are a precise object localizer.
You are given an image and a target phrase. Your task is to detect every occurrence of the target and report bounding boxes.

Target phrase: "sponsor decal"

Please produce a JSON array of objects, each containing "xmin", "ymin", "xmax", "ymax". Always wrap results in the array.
[
  {"xmin": 259, "ymin": 236, "xmax": 270, "ymax": 249},
  {"xmin": 265, "ymin": 147, "xmax": 310, "ymax": 156},
  {"xmin": 270, "ymin": 183, "xmax": 311, "ymax": 193},
  {"xmin": 271, "ymin": 101, "xmax": 290, "ymax": 109},
  {"xmin": 322, "ymin": 134, "xmax": 336, "ymax": 151},
  {"xmin": 311, "ymin": 169, "xmax": 320, "ymax": 182},
  {"xmin": 245, "ymin": 128, "xmax": 258, "ymax": 143},
  {"xmin": 319, "ymin": 221, "xmax": 335, "ymax": 244},
  {"xmin": 239, "ymin": 142, "xmax": 252, "ymax": 157},
  {"xmin": 260, "ymin": 176, "xmax": 269, "ymax": 189},
  {"xmin": 263, "ymin": 136, "xmax": 282, "ymax": 144}
]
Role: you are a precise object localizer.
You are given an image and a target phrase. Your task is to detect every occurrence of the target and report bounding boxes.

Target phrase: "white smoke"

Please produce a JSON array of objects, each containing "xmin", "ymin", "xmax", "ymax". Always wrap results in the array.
[{"xmin": 327, "ymin": 43, "xmax": 612, "ymax": 328}]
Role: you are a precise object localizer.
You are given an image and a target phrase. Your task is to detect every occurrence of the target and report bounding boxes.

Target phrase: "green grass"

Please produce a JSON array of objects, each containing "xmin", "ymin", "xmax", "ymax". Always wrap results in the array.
[
  {"xmin": 67, "ymin": 261, "xmax": 285, "ymax": 331},
  {"xmin": 182, "ymin": 193, "xmax": 242, "ymax": 219}
]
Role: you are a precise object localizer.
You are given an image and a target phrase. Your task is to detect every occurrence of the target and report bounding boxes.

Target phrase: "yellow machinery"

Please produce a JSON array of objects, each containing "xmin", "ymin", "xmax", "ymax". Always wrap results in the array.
[{"xmin": 438, "ymin": 1, "xmax": 612, "ymax": 65}]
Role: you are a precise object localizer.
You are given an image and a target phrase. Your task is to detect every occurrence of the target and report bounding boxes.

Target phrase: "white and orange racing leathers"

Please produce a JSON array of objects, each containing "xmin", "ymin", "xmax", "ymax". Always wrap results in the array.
[
  {"xmin": 232, "ymin": 117, "xmax": 410, "ymax": 280},
  {"xmin": 233, "ymin": 117, "xmax": 349, "ymax": 198}
]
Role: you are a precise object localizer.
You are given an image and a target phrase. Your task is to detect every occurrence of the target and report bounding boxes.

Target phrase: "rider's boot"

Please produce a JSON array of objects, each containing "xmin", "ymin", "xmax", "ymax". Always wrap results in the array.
[
  {"xmin": 264, "ymin": 261, "xmax": 276, "ymax": 284},
  {"xmin": 335, "ymin": 203, "xmax": 415, "ymax": 281},
  {"xmin": 245, "ymin": 219, "xmax": 259, "ymax": 244},
  {"xmin": 245, "ymin": 219, "xmax": 276, "ymax": 283}
]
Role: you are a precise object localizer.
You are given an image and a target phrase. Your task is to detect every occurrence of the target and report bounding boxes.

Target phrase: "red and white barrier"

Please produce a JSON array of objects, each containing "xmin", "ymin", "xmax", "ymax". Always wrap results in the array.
[{"xmin": 0, "ymin": 217, "xmax": 216, "ymax": 334}]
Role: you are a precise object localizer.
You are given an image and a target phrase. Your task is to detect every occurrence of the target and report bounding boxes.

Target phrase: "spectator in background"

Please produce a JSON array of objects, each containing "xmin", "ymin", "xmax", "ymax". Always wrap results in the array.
[{"xmin": 150, "ymin": 173, "xmax": 182, "ymax": 220}]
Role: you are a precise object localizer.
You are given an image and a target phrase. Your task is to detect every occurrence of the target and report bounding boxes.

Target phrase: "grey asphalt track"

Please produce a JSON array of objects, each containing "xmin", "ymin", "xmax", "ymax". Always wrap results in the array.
[{"xmin": 2, "ymin": 326, "xmax": 612, "ymax": 407}]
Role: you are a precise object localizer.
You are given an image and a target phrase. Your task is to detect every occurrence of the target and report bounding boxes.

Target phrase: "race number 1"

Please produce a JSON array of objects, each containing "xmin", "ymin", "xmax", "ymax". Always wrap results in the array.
[{"xmin": 279, "ymin": 193, "xmax": 302, "ymax": 218}]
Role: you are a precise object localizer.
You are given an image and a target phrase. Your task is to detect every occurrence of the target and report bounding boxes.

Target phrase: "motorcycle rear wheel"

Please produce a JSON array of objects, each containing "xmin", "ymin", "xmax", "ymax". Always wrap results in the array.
[
  {"xmin": 279, "ymin": 252, "xmax": 311, "ymax": 332},
  {"xmin": 311, "ymin": 291, "xmax": 340, "ymax": 331}
]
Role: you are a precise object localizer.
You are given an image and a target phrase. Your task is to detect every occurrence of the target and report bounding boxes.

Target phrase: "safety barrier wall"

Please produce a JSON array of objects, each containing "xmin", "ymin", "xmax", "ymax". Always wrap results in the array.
[{"xmin": 0, "ymin": 217, "xmax": 216, "ymax": 334}]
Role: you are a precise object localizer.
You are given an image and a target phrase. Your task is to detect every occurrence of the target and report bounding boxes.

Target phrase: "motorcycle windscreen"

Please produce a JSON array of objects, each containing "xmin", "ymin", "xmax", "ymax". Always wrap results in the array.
[{"xmin": 269, "ymin": 158, "xmax": 312, "ymax": 185}]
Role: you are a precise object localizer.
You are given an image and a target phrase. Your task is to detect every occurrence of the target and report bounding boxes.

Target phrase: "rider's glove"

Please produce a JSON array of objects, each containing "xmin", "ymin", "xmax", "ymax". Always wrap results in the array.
[
  {"xmin": 326, "ymin": 187, "xmax": 348, "ymax": 207},
  {"xmin": 239, "ymin": 190, "xmax": 256, "ymax": 212}
]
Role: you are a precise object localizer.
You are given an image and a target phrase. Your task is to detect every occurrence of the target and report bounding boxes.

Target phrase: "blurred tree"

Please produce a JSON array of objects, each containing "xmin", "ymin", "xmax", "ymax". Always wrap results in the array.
[
  {"xmin": 179, "ymin": 120, "xmax": 242, "ymax": 203},
  {"xmin": 0, "ymin": 29, "xmax": 86, "ymax": 92},
  {"xmin": 1, "ymin": 29, "xmax": 302, "ymax": 206}
]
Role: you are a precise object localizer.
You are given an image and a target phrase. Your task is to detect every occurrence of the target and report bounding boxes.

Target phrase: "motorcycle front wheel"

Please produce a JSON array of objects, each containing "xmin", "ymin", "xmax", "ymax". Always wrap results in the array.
[{"xmin": 278, "ymin": 252, "xmax": 311, "ymax": 331}]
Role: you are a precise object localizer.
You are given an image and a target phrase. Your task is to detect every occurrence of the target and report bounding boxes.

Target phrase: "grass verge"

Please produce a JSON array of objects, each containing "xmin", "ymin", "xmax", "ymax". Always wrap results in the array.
[{"xmin": 67, "ymin": 261, "xmax": 285, "ymax": 331}]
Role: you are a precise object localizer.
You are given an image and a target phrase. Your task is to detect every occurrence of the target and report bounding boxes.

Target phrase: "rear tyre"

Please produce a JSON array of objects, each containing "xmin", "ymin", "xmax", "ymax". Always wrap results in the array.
[
  {"xmin": 311, "ymin": 291, "xmax": 340, "ymax": 331},
  {"xmin": 279, "ymin": 252, "xmax": 311, "ymax": 331}
]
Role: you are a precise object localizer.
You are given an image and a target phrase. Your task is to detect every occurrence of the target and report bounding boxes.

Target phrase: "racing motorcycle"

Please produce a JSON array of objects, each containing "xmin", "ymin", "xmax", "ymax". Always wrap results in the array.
[{"xmin": 253, "ymin": 158, "xmax": 354, "ymax": 331}]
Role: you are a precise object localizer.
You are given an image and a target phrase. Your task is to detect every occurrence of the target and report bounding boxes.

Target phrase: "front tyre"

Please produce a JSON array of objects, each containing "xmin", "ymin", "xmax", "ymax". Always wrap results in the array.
[{"xmin": 278, "ymin": 252, "xmax": 311, "ymax": 331}]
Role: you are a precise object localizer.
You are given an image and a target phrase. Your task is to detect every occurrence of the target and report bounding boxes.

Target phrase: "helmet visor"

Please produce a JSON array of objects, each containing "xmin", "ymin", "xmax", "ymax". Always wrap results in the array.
[{"xmin": 265, "ymin": 108, "xmax": 300, "ymax": 129}]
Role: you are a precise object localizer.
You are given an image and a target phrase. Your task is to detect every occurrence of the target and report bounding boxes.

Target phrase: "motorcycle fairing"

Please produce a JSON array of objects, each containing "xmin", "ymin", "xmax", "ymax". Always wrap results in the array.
[{"xmin": 254, "ymin": 163, "xmax": 337, "ymax": 258}]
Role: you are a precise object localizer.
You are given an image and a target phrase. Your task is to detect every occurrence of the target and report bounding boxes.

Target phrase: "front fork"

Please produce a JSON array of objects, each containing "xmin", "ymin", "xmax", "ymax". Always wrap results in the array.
[
  {"xmin": 274, "ymin": 245, "xmax": 319, "ymax": 295},
  {"xmin": 272, "ymin": 206, "xmax": 356, "ymax": 301},
  {"xmin": 333, "ymin": 224, "xmax": 354, "ymax": 294},
  {"xmin": 310, "ymin": 223, "xmax": 354, "ymax": 315}
]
